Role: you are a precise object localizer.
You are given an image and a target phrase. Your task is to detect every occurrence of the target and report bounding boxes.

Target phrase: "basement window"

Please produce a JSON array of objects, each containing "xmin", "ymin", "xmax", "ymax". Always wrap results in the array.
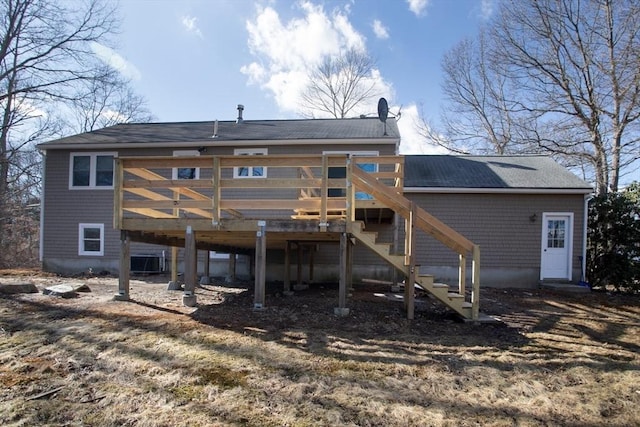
[
  {"xmin": 78, "ymin": 223, "xmax": 104, "ymax": 256},
  {"xmin": 69, "ymin": 153, "xmax": 116, "ymax": 189},
  {"xmin": 234, "ymin": 148, "xmax": 267, "ymax": 178}
]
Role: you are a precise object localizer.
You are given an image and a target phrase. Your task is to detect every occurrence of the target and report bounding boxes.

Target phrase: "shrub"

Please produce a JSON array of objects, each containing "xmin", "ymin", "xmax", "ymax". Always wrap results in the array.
[{"xmin": 586, "ymin": 183, "xmax": 640, "ymax": 292}]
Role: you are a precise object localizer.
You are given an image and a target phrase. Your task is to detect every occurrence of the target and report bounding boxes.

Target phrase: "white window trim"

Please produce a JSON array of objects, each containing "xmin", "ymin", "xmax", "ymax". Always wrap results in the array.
[
  {"xmin": 78, "ymin": 223, "xmax": 105, "ymax": 256},
  {"xmin": 172, "ymin": 150, "xmax": 200, "ymax": 179},
  {"xmin": 233, "ymin": 148, "xmax": 268, "ymax": 178},
  {"xmin": 69, "ymin": 152, "xmax": 117, "ymax": 190}
]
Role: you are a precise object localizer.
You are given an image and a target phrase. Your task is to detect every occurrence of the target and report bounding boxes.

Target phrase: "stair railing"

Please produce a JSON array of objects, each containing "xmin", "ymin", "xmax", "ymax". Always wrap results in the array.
[{"xmin": 350, "ymin": 165, "xmax": 480, "ymax": 319}]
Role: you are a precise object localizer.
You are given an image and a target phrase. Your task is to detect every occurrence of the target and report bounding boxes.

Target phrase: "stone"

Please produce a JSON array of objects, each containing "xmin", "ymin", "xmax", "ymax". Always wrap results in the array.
[
  {"xmin": 0, "ymin": 282, "xmax": 38, "ymax": 294},
  {"xmin": 167, "ymin": 281, "xmax": 182, "ymax": 290},
  {"xmin": 43, "ymin": 284, "xmax": 77, "ymax": 298}
]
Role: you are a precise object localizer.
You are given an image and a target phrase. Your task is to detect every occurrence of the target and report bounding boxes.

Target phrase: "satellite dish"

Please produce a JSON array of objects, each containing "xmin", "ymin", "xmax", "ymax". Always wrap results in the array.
[{"xmin": 377, "ymin": 97, "xmax": 388, "ymax": 123}]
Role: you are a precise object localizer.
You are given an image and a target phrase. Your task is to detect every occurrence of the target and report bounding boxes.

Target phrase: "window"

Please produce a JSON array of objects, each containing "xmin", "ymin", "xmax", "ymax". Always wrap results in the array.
[
  {"xmin": 70, "ymin": 153, "xmax": 116, "ymax": 189},
  {"xmin": 547, "ymin": 220, "xmax": 566, "ymax": 248},
  {"xmin": 234, "ymin": 148, "xmax": 267, "ymax": 178},
  {"xmin": 78, "ymin": 223, "xmax": 104, "ymax": 256},
  {"xmin": 172, "ymin": 150, "xmax": 200, "ymax": 179},
  {"xmin": 323, "ymin": 151, "xmax": 378, "ymax": 199}
]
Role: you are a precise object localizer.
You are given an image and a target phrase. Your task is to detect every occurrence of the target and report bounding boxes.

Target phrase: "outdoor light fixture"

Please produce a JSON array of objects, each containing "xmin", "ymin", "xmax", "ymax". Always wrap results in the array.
[{"xmin": 529, "ymin": 213, "xmax": 537, "ymax": 222}]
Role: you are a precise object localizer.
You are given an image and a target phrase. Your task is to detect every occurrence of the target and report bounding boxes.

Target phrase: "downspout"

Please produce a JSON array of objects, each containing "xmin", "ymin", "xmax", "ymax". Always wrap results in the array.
[
  {"xmin": 582, "ymin": 193, "xmax": 592, "ymax": 281},
  {"xmin": 39, "ymin": 150, "xmax": 46, "ymax": 263}
]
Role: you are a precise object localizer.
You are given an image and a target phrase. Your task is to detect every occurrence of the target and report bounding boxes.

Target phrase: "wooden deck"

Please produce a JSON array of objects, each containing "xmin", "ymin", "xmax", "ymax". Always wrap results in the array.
[{"xmin": 113, "ymin": 154, "xmax": 480, "ymax": 320}]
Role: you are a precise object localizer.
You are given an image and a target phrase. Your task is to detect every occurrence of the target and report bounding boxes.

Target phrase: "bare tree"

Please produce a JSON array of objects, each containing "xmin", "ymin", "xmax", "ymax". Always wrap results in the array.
[
  {"xmin": 69, "ymin": 66, "xmax": 153, "ymax": 133},
  {"xmin": 438, "ymin": 31, "xmax": 535, "ymax": 155},
  {"xmin": 488, "ymin": 0, "xmax": 640, "ymax": 194},
  {"xmin": 0, "ymin": 0, "xmax": 135, "ymax": 267},
  {"xmin": 300, "ymin": 48, "xmax": 382, "ymax": 119}
]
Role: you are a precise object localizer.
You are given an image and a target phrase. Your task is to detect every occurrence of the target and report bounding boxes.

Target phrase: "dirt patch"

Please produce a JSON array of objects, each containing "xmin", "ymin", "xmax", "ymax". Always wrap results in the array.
[{"xmin": 1, "ymin": 272, "xmax": 638, "ymax": 426}]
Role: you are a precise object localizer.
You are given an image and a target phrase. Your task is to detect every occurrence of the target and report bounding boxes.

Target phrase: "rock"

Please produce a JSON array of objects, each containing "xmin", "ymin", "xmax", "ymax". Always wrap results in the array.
[
  {"xmin": 43, "ymin": 284, "xmax": 77, "ymax": 298},
  {"xmin": 0, "ymin": 282, "xmax": 39, "ymax": 294}
]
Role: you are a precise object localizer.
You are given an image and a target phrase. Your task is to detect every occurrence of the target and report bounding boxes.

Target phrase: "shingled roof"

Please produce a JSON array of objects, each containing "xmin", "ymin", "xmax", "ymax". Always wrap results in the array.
[
  {"xmin": 38, "ymin": 117, "xmax": 399, "ymax": 149},
  {"xmin": 404, "ymin": 155, "xmax": 592, "ymax": 192}
]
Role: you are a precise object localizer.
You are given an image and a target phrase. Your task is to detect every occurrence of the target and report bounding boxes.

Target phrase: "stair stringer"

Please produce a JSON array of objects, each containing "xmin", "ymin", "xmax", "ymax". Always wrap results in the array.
[{"xmin": 351, "ymin": 221, "xmax": 472, "ymax": 318}]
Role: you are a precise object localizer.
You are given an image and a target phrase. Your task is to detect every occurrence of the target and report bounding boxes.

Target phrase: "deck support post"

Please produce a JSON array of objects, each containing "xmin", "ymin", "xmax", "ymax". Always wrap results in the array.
[
  {"xmin": 283, "ymin": 241, "xmax": 292, "ymax": 295},
  {"xmin": 297, "ymin": 243, "xmax": 303, "ymax": 287},
  {"xmin": 254, "ymin": 221, "xmax": 267, "ymax": 309},
  {"xmin": 404, "ymin": 202, "xmax": 417, "ymax": 320},
  {"xmin": 182, "ymin": 226, "xmax": 197, "ymax": 307},
  {"xmin": 309, "ymin": 245, "xmax": 314, "ymax": 283},
  {"xmin": 114, "ymin": 230, "xmax": 130, "ymax": 301},
  {"xmin": 201, "ymin": 250, "xmax": 210, "ymax": 284},
  {"xmin": 335, "ymin": 232, "xmax": 350, "ymax": 316},
  {"xmin": 167, "ymin": 246, "xmax": 178, "ymax": 289},
  {"xmin": 226, "ymin": 252, "xmax": 236, "ymax": 283}
]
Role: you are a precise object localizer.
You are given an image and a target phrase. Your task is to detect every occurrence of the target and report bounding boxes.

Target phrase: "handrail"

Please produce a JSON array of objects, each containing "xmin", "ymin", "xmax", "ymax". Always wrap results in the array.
[
  {"xmin": 351, "ymin": 166, "xmax": 474, "ymax": 254},
  {"xmin": 114, "ymin": 154, "xmax": 404, "ymax": 225}
]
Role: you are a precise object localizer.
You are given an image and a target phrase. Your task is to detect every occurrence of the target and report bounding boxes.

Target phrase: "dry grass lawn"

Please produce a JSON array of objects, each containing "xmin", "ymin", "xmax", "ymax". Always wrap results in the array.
[{"xmin": 0, "ymin": 270, "xmax": 638, "ymax": 426}]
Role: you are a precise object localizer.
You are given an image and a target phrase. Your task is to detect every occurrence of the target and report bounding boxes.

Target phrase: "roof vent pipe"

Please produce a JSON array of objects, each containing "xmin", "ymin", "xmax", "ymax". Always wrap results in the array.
[
  {"xmin": 236, "ymin": 104, "xmax": 244, "ymax": 123},
  {"xmin": 212, "ymin": 119, "xmax": 218, "ymax": 138}
]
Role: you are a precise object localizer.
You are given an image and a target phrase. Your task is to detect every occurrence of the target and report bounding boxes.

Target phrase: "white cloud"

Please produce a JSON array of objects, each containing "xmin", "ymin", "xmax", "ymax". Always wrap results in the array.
[
  {"xmin": 90, "ymin": 42, "xmax": 142, "ymax": 81},
  {"xmin": 372, "ymin": 19, "xmax": 389, "ymax": 40},
  {"xmin": 406, "ymin": 0, "xmax": 430, "ymax": 17},
  {"xmin": 397, "ymin": 104, "xmax": 449, "ymax": 154},
  {"xmin": 181, "ymin": 15, "xmax": 203, "ymax": 38},
  {"xmin": 242, "ymin": 1, "xmax": 393, "ymax": 117},
  {"xmin": 480, "ymin": 0, "xmax": 494, "ymax": 21}
]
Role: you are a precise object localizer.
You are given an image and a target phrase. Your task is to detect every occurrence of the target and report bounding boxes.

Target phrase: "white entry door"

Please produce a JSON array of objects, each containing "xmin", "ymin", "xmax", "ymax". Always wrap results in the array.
[{"xmin": 540, "ymin": 213, "xmax": 573, "ymax": 280}]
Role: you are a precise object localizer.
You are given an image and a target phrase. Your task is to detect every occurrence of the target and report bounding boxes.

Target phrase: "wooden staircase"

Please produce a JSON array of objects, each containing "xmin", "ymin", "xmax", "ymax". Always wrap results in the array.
[
  {"xmin": 351, "ymin": 221, "xmax": 473, "ymax": 318},
  {"xmin": 349, "ymin": 164, "xmax": 480, "ymax": 320}
]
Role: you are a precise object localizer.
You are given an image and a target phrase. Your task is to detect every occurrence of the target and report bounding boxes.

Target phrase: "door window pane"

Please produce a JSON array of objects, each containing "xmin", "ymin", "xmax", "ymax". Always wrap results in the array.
[{"xmin": 547, "ymin": 220, "xmax": 565, "ymax": 248}]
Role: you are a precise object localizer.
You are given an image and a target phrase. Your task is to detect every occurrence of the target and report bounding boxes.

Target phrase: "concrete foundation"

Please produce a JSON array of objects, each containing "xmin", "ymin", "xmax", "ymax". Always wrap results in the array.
[
  {"xmin": 334, "ymin": 307, "xmax": 350, "ymax": 317},
  {"xmin": 182, "ymin": 294, "xmax": 197, "ymax": 307},
  {"xmin": 113, "ymin": 292, "xmax": 129, "ymax": 301}
]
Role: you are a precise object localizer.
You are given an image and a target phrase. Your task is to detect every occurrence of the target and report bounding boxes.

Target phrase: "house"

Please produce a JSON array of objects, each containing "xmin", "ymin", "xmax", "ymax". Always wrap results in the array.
[{"xmin": 37, "ymin": 106, "xmax": 592, "ymax": 320}]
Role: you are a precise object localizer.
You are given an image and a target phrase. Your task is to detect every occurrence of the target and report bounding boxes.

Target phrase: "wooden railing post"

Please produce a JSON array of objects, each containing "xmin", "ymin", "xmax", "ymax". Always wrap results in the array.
[
  {"xmin": 113, "ymin": 158, "xmax": 123, "ymax": 230},
  {"xmin": 458, "ymin": 253, "xmax": 466, "ymax": 297},
  {"xmin": 472, "ymin": 245, "xmax": 480, "ymax": 320},
  {"xmin": 212, "ymin": 156, "xmax": 221, "ymax": 227},
  {"xmin": 345, "ymin": 155, "xmax": 354, "ymax": 232},
  {"xmin": 320, "ymin": 155, "xmax": 328, "ymax": 231}
]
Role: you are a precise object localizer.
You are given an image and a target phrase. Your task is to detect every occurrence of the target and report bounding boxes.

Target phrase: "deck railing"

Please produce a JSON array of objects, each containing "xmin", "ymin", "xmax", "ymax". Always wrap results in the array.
[{"xmin": 114, "ymin": 154, "xmax": 404, "ymax": 229}]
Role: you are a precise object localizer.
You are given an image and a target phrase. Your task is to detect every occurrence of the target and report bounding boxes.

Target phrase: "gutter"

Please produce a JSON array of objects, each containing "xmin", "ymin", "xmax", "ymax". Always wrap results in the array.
[
  {"xmin": 37, "ymin": 137, "xmax": 400, "ymax": 151},
  {"xmin": 403, "ymin": 187, "xmax": 593, "ymax": 195}
]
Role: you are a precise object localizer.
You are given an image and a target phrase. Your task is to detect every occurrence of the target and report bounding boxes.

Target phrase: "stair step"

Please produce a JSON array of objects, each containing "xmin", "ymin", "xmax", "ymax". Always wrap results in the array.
[
  {"xmin": 461, "ymin": 302, "xmax": 473, "ymax": 308},
  {"xmin": 447, "ymin": 292, "xmax": 465, "ymax": 299},
  {"xmin": 432, "ymin": 282, "xmax": 449, "ymax": 289}
]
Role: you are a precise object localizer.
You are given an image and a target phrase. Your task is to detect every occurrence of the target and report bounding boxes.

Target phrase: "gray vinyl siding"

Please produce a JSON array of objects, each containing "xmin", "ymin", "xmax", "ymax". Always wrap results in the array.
[
  {"xmin": 405, "ymin": 192, "xmax": 586, "ymax": 282},
  {"xmin": 42, "ymin": 150, "xmax": 119, "ymax": 272},
  {"xmin": 41, "ymin": 142, "xmax": 396, "ymax": 274}
]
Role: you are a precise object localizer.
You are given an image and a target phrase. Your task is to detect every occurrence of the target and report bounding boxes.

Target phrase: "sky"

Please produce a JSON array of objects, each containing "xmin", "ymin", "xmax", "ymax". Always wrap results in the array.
[{"xmin": 102, "ymin": 0, "xmax": 494, "ymax": 154}]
